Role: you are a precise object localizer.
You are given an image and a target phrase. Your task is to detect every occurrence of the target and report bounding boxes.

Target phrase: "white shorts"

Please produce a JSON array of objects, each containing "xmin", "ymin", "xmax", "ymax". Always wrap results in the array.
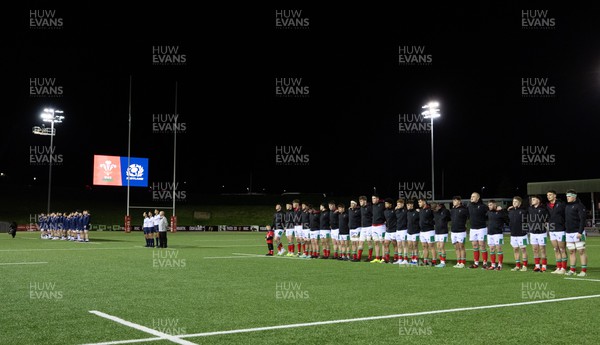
[
  {"xmin": 435, "ymin": 234, "xmax": 448, "ymax": 243},
  {"xmin": 359, "ymin": 226, "xmax": 372, "ymax": 241},
  {"xmin": 510, "ymin": 235, "xmax": 528, "ymax": 248},
  {"xmin": 419, "ymin": 230, "xmax": 435, "ymax": 243},
  {"xmin": 350, "ymin": 229, "xmax": 360, "ymax": 242},
  {"xmin": 319, "ymin": 229, "xmax": 331, "ymax": 239},
  {"xmin": 566, "ymin": 232, "xmax": 586, "ymax": 243},
  {"xmin": 274, "ymin": 229, "xmax": 284, "ymax": 238},
  {"xmin": 302, "ymin": 229, "xmax": 310, "ymax": 240},
  {"xmin": 338, "ymin": 234, "xmax": 350, "ymax": 241},
  {"xmin": 371, "ymin": 225, "xmax": 386, "ymax": 241},
  {"xmin": 285, "ymin": 228, "xmax": 295, "ymax": 237},
  {"xmin": 309, "ymin": 231, "xmax": 320, "ymax": 240},
  {"xmin": 529, "ymin": 233, "xmax": 547, "ymax": 246},
  {"xmin": 407, "ymin": 233, "xmax": 420, "ymax": 242},
  {"xmin": 487, "ymin": 234, "xmax": 504, "ymax": 246},
  {"xmin": 294, "ymin": 225, "xmax": 303, "ymax": 237},
  {"xmin": 451, "ymin": 232, "xmax": 466, "ymax": 244},
  {"xmin": 549, "ymin": 231, "xmax": 565, "ymax": 242},
  {"xmin": 384, "ymin": 232, "xmax": 397, "ymax": 241},
  {"xmin": 331, "ymin": 229, "xmax": 339, "ymax": 241},
  {"xmin": 469, "ymin": 228, "xmax": 488, "ymax": 242},
  {"xmin": 395, "ymin": 230, "xmax": 408, "ymax": 242}
]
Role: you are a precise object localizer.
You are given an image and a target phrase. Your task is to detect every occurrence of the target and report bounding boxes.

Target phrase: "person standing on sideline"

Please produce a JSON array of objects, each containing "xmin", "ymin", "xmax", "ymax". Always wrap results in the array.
[
  {"xmin": 265, "ymin": 225, "xmax": 274, "ymax": 256},
  {"xmin": 433, "ymin": 202, "xmax": 451, "ymax": 268},
  {"xmin": 564, "ymin": 190, "xmax": 588, "ymax": 277},
  {"xmin": 468, "ymin": 192, "xmax": 489, "ymax": 269},
  {"xmin": 406, "ymin": 200, "xmax": 421, "ymax": 265},
  {"xmin": 82, "ymin": 210, "xmax": 91, "ymax": 242},
  {"xmin": 394, "ymin": 199, "xmax": 409, "ymax": 265},
  {"xmin": 450, "ymin": 196, "xmax": 469, "ymax": 268},
  {"xmin": 370, "ymin": 195, "xmax": 386, "ymax": 263},
  {"xmin": 382, "ymin": 198, "xmax": 397, "ymax": 263},
  {"xmin": 158, "ymin": 211, "xmax": 169, "ymax": 248},
  {"xmin": 153, "ymin": 209, "xmax": 160, "ymax": 247},
  {"xmin": 329, "ymin": 201, "xmax": 340, "ymax": 259},
  {"xmin": 528, "ymin": 195, "xmax": 549, "ymax": 272},
  {"xmin": 337, "ymin": 203, "xmax": 350, "ymax": 260},
  {"xmin": 348, "ymin": 201, "xmax": 362, "ymax": 262},
  {"xmin": 417, "ymin": 198, "xmax": 436, "ymax": 266},
  {"xmin": 507, "ymin": 197, "xmax": 528, "ymax": 271},
  {"xmin": 142, "ymin": 212, "xmax": 151, "ymax": 247},
  {"xmin": 9, "ymin": 221, "xmax": 17, "ymax": 238},
  {"xmin": 272, "ymin": 204, "xmax": 285, "ymax": 255},
  {"xmin": 358, "ymin": 196, "xmax": 373, "ymax": 262},
  {"xmin": 486, "ymin": 200, "xmax": 507, "ymax": 270},
  {"xmin": 284, "ymin": 203, "xmax": 295, "ymax": 256},
  {"xmin": 546, "ymin": 190, "xmax": 567, "ymax": 274}
]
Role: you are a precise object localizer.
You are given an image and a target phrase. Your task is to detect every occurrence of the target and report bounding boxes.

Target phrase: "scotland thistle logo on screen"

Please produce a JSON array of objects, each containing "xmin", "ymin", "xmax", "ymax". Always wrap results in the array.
[{"xmin": 127, "ymin": 164, "xmax": 145, "ymax": 181}]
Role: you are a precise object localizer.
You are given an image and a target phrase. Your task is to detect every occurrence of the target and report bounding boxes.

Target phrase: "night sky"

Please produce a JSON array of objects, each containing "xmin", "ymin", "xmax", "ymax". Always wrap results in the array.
[{"xmin": 3, "ymin": 3, "xmax": 600, "ymax": 201}]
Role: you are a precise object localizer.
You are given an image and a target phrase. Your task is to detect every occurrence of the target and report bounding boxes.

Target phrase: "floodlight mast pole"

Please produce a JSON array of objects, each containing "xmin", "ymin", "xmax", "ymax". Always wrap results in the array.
[
  {"xmin": 47, "ymin": 118, "xmax": 54, "ymax": 214},
  {"xmin": 421, "ymin": 101, "xmax": 440, "ymax": 201},
  {"xmin": 127, "ymin": 75, "xmax": 132, "ymax": 217},
  {"xmin": 173, "ymin": 81, "xmax": 178, "ymax": 217}
]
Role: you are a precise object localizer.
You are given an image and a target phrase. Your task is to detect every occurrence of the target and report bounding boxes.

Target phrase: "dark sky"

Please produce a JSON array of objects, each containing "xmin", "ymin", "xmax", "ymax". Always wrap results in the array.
[{"xmin": 3, "ymin": 3, "xmax": 600, "ymax": 200}]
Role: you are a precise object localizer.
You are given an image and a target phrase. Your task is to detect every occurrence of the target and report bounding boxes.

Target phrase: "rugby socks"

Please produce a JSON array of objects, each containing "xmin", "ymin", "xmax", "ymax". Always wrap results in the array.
[
  {"xmin": 534, "ymin": 257, "xmax": 540, "ymax": 268},
  {"xmin": 541, "ymin": 258, "xmax": 547, "ymax": 269},
  {"xmin": 498, "ymin": 252, "xmax": 503, "ymax": 265},
  {"xmin": 473, "ymin": 249, "xmax": 480, "ymax": 266},
  {"xmin": 482, "ymin": 249, "xmax": 488, "ymax": 265},
  {"xmin": 582, "ymin": 265, "xmax": 587, "ymax": 273}
]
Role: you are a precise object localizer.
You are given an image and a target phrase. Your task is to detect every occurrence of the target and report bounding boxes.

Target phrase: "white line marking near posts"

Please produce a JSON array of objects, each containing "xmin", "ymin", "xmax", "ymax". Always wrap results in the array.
[
  {"xmin": 0, "ymin": 262, "xmax": 48, "ymax": 265},
  {"xmin": 564, "ymin": 278, "xmax": 600, "ymax": 282},
  {"xmin": 81, "ymin": 294, "xmax": 600, "ymax": 345},
  {"xmin": 87, "ymin": 311, "xmax": 198, "ymax": 345}
]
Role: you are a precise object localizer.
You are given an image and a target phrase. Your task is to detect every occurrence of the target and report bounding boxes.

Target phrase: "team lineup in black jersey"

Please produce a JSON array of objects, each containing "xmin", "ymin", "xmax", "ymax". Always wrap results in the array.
[{"xmin": 264, "ymin": 189, "xmax": 588, "ymax": 276}]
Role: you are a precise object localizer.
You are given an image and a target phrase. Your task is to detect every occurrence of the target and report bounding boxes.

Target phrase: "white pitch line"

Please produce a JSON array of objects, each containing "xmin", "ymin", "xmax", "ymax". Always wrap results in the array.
[
  {"xmin": 0, "ymin": 247, "xmax": 142, "ymax": 252},
  {"xmin": 82, "ymin": 294, "xmax": 600, "ymax": 345},
  {"xmin": 203, "ymin": 255, "xmax": 268, "ymax": 259},
  {"xmin": 86, "ymin": 311, "xmax": 198, "ymax": 345},
  {"xmin": 564, "ymin": 278, "xmax": 600, "ymax": 282},
  {"xmin": 0, "ymin": 261, "xmax": 48, "ymax": 265},
  {"xmin": 80, "ymin": 337, "xmax": 162, "ymax": 345}
]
